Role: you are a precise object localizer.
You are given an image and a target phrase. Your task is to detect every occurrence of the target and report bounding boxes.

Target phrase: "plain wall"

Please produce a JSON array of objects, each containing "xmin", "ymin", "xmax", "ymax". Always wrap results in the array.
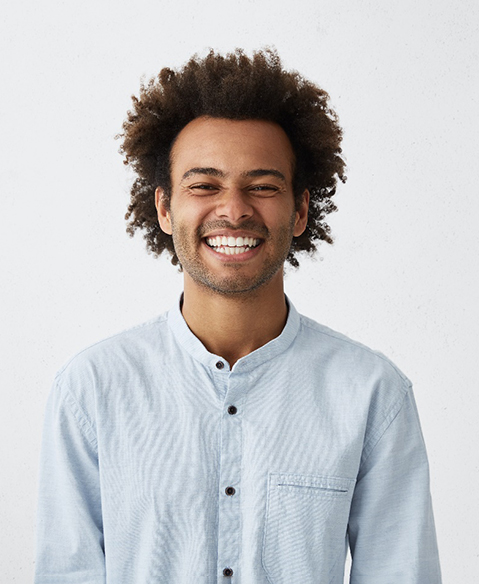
[{"xmin": 1, "ymin": 0, "xmax": 478, "ymax": 581}]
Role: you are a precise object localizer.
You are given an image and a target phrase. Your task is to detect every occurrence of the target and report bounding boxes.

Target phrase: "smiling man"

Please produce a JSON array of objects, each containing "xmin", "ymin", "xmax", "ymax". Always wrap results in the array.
[
  {"xmin": 156, "ymin": 117, "xmax": 309, "ymax": 366},
  {"xmin": 35, "ymin": 49, "xmax": 442, "ymax": 583}
]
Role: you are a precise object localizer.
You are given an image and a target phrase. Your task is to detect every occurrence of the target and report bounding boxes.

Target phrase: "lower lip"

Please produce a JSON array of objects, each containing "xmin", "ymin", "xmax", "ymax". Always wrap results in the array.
[{"xmin": 202, "ymin": 240, "xmax": 263, "ymax": 262}]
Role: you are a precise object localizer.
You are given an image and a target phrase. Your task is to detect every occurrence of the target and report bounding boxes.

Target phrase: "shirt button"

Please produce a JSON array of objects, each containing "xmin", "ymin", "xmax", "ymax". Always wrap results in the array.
[
  {"xmin": 223, "ymin": 567, "xmax": 234, "ymax": 577},
  {"xmin": 225, "ymin": 486, "xmax": 236, "ymax": 496},
  {"xmin": 216, "ymin": 361, "xmax": 225, "ymax": 370},
  {"xmin": 228, "ymin": 405, "xmax": 237, "ymax": 415}
]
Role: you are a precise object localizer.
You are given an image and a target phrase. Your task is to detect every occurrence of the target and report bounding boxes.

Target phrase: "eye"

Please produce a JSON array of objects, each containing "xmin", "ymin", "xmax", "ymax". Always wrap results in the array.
[
  {"xmin": 188, "ymin": 183, "xmax": 219, "ymax": 194},
  {"xmin": 249, "ymin": 185, "xmax": 279, "ymax": 196}
]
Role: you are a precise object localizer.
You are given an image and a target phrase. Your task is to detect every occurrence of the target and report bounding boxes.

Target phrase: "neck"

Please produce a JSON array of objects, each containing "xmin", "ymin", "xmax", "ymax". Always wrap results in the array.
[{"xmin": 181, "ymin": 272, "xmax": 288, "ymax": 368}]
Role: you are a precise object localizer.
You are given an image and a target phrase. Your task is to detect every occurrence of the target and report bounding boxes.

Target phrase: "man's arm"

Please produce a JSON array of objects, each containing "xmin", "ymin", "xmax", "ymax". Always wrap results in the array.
[
  {"xmin": 34, "ymin": 379, "xmax": 105, "ymax": 583},
  {"xmin": 348, "ymin": 385, "xmax": 442, "ymax": 583}
]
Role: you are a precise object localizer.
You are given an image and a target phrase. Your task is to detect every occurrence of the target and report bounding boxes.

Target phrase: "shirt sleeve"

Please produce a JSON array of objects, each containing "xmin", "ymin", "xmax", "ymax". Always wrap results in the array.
[
  {"xmin": 34, "ymin": 379, "xmax": 106, "ymax": 584},
  {"xmin": 347, "ymin": 384, "xmax": 442, "ymax": 583}
]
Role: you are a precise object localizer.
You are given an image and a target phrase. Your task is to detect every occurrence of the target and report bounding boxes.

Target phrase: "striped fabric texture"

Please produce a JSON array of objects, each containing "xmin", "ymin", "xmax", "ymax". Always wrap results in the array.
[{"xmin": 34, "ymin": 296, "xmax": 442, "ymax": 583}]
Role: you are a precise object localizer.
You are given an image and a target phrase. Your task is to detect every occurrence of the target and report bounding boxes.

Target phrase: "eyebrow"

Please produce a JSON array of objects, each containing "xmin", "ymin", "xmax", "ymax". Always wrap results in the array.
[
  {"xmin": 181, "ymin": 167, "xmax": 287, "ymax": 182},
  {"xmin": 181, "ymin": 167, "xmax": 226, "ymax": 180},
  {"xmin": 242, "ymin": 169, "xmax": 286, "ymax": 182}
]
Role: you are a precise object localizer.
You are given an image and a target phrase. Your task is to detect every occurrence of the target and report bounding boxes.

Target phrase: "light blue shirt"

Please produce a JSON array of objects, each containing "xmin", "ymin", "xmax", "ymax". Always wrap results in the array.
[{"xmin": 35, "ymin": 296, "xmax": 442, "ymax": 583}]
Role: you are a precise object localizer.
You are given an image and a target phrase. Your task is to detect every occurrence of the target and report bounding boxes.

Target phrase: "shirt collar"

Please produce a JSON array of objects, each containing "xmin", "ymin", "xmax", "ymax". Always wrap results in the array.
[{"xmin": 167, "ymin": 293, "xmax": 300, "ymax": 373}]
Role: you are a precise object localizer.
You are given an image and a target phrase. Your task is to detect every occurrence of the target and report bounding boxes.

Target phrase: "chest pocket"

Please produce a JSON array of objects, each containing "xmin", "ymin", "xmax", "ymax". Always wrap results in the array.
[{"xmin": 262, "ymin": 472, "xmax": 356, "ymax": 584}]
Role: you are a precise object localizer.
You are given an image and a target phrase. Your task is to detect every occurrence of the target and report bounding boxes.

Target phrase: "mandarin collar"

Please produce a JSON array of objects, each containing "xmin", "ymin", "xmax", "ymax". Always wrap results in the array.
[{"xmin": 167, "ymin": 293, "xmax": 300, "ymax": 373}]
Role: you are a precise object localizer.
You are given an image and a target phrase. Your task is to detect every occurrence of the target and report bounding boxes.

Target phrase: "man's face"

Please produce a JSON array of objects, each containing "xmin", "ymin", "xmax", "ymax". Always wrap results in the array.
[{"xmin": 155, "ymin": 116, "xmax": 309, "ymax": 296}]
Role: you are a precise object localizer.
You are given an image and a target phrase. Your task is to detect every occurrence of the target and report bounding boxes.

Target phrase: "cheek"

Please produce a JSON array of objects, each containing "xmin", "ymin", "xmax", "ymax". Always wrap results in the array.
[
  {"xmin": 269, "ymin": 207, "xmax": 297, "ymax": 228},
  {"xmin": 170, "ymin": 212, "xmax": 204, "ymax": 247},
  {"xmin": 172, "ymin": 200, "xmax": 212, "ymax": 224}
]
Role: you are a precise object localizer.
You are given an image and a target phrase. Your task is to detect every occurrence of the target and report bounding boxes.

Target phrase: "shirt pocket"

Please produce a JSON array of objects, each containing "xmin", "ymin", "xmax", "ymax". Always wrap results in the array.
[{"xmin": 262, "ymin": 472, "xmax": 356, "ymax": 584}]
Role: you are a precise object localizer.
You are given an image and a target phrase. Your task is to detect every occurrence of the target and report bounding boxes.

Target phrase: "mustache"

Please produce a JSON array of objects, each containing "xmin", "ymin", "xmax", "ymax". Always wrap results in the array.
[{"xmin": 197, "ymin": 220, "xmax": 270, "ymax": 239}]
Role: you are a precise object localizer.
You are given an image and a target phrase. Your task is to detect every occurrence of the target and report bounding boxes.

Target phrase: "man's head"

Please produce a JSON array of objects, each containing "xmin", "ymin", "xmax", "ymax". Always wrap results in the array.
[
  {"xmin": 119, "ymin": 48, "xmax": 346, "ymax": 268},
  {"xmin": 154, "ymin": 116, "xmax": 309, "ymax": 296}
]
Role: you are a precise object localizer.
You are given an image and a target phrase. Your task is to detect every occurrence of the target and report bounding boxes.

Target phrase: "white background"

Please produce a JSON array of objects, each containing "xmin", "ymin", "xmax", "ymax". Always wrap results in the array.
[{"xmin": 1, "ymin": 0, "xmax": 478, "ymax": 581}]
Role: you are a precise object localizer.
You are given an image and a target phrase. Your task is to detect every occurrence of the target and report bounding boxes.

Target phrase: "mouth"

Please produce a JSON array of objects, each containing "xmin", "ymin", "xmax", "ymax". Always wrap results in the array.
[{"xmin": 204, "ymin": 235, "xmax": 262, "ymax": 256}]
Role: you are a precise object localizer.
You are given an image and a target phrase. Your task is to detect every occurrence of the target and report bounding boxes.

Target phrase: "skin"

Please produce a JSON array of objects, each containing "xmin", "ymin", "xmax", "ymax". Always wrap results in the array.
[{"xmin": 155, "ymin": 116, "xmax": 309, "ymax": 367}]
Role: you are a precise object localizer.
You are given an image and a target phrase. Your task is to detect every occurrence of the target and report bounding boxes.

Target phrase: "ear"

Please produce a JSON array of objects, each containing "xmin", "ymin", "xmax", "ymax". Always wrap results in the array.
[
  {"xmin": 155, "ymin": 187, "xmax": 173, "ymax": 235},
  {"xmin": 293, "ymin": 189, "xmax": 310, "ymax": 237}
]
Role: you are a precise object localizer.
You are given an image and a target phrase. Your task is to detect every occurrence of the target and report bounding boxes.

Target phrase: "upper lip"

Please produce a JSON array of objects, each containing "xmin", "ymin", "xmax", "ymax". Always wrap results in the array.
[{"xmin": 202, "ymin": 230, "xmax": 264, "ymax": 240}]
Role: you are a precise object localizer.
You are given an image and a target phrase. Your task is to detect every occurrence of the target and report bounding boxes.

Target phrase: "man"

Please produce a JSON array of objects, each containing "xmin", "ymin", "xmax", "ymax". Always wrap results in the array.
[{"xmin": 35, "ymin": 49, "xmax": 442, "ymax": 583}]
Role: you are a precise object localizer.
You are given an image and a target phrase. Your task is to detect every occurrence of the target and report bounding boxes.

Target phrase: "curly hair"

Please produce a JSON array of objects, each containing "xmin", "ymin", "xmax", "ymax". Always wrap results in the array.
[{"xmin": 118, "ymin": 48, "xmax": 346, "ymax": 268}]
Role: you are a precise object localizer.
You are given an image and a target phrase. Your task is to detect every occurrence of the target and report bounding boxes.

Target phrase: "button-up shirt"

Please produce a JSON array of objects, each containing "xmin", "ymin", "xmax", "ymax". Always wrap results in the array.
[{"xmin": 35, "ymin": 297, "xmax": 442, "ymax": 583}]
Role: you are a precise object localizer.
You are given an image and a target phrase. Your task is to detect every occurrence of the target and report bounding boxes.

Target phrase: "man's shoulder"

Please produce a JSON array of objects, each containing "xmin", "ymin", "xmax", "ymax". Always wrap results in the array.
[
  {"xmin": 297, "ymin": 312, "xmax": 411, "ymax": 389},
  {"xmin": 54, "ymin": 311, "xmax": 170, "ymax": 386}
]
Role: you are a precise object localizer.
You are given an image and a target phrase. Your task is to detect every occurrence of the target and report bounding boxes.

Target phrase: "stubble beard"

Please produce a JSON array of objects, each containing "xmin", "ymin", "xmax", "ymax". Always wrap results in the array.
[{"xmin": 171, "ymin": 216, "xmax": 297, "ymax": 298}]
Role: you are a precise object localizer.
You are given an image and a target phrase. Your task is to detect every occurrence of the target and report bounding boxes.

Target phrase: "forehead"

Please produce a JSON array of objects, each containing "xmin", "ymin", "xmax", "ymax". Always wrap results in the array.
[{"xmin": 170, "ymin": 117, "xmax": 295, "ymax": 182}]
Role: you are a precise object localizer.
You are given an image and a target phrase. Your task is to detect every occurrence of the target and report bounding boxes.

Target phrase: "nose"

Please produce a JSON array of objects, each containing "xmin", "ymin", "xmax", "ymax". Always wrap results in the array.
[{"xmin": 215, "ymin": 188, "xmax": 254, "ymax": 223}]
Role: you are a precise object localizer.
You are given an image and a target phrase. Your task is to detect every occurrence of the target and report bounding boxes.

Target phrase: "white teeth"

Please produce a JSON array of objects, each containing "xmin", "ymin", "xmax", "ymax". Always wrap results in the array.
[
  {"xmin": 206, "ymin": 236, "xmax": 259, "ymax": 247},
  {"xmin": 205, "ymin": 235, "xmax": 260, "ymax": 254}
]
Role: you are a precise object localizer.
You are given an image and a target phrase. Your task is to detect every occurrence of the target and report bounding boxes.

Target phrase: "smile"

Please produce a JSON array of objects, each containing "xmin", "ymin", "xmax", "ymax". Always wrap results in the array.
[{"xmin": 205, "ymin": 236, "xmax": 261, "ymax": 255}]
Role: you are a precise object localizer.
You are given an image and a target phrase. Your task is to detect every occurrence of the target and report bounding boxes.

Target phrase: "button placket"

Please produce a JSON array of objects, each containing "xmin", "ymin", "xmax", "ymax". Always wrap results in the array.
[{"xmin": 216, "ymin": 374, "xmax": 244, "ymax": 582}]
